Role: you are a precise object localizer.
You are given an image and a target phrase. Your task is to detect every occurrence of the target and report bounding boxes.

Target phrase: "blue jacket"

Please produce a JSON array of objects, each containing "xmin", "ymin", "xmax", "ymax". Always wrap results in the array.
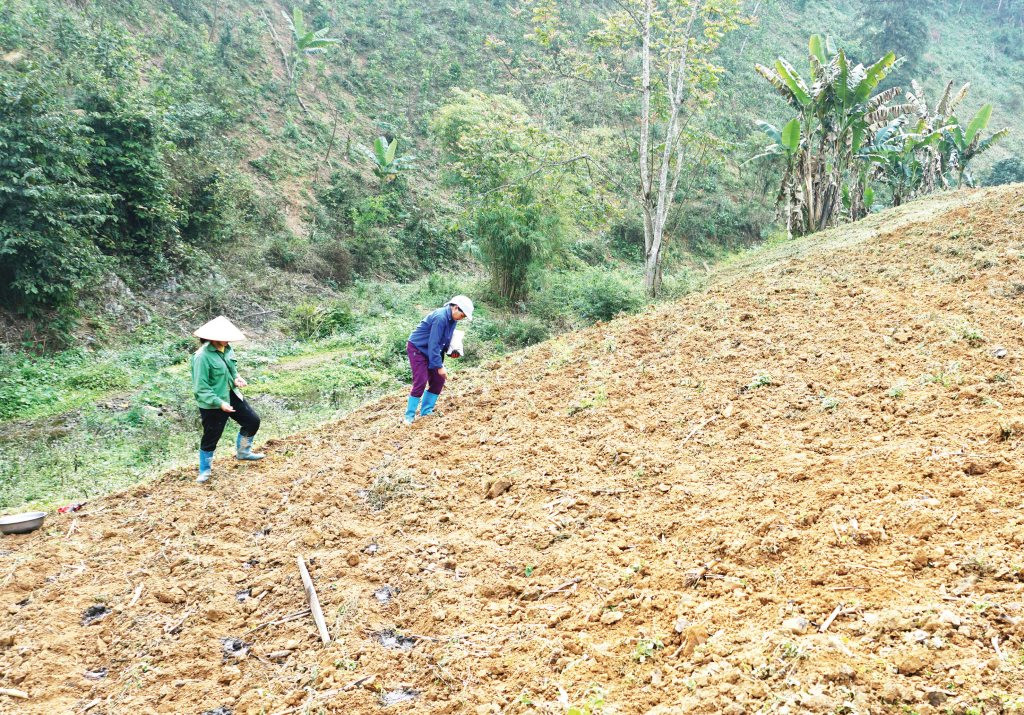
[{"xmin": 408, "ymin": 306, "xmax": 456, "ymax": 369}]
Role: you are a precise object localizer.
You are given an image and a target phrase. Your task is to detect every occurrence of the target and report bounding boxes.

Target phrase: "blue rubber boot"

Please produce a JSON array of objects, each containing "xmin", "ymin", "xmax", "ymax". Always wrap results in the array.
[
  {"xmin": 197, "ymin": 449, "xmax": 214, "ymax": 483},
  {"xmin": 236, "ymin": 433, "xmax": 265, "ymax": 461},
  {"xmin": 419, "ymin": 391, "xmax": 440, "ymax": 417},
  {"xmin": 403, "ymin": 395, "xmax": 421, "ymax": 425}
]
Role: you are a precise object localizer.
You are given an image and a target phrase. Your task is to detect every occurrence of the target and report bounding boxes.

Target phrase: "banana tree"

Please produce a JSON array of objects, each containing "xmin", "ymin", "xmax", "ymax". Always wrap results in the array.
[
  {"xmin": 357, "ymin": 136, "xmax": 416, "ymax": 185},
  {"xmin": 285, "ymin": 8, "xmax": 341, "ymax": 56},
  {"xmin": 753, "ymin": 118, "xmax": 802, "ymax": 236},
  {"xmin": 939, "ymin": 104, "xmax": 1009, "ymax": 188},
  {"xmin": 859, "ymin": 118, "xmax": 942, "ymax": 206},
  {"xmin": 903, "ymin": 79, "xmax": 969, "ymax": 191},
  {"xmin": 755, "ymin": 35, "xmax": 906, "ymax": 235}
]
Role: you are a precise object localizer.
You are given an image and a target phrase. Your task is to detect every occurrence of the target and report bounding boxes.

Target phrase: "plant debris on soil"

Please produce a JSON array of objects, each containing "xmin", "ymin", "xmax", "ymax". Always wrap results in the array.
[
  {"xmin": 381, "ymin": 688, "xmax": 420, "ymax": 707},
  {"xmin": 372, "ymin": 629, "xmax": 417, "ymax": 651},
  {"xmin": 2, "ymin": 187, "xmax": 1024, "ymax": 713},
  {"xmin": 80, "ymin": 605, "xmax": 110, "ymax": 627}
]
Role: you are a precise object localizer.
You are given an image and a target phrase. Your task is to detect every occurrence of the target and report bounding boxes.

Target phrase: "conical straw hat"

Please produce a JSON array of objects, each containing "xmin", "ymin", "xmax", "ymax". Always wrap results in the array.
[{"xmin": 193, "ymin": 316, "xmax": 246, "ymax": 342}]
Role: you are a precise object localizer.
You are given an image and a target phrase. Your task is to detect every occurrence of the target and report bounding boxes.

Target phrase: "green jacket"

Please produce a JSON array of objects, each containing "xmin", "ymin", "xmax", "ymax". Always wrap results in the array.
[{"xmin": 191, "ymin": 342, "xmax": 239, "ymax": 409}]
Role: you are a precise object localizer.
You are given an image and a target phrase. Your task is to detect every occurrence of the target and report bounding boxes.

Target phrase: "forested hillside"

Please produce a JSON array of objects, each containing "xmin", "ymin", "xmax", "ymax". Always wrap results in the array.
[{"xmin": 0, "ymin": 0, "xmax": 1020, "ymax": 336}]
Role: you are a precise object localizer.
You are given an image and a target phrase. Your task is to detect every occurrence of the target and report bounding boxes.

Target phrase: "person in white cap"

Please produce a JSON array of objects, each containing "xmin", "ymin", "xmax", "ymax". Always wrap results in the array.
[
  {"xmin": 191, "ymin": 316, "xmax": 264, "ymax": 483},
  {"xmin": 403, "ymin": 295, "xmax": 473, "ymax": 424}
]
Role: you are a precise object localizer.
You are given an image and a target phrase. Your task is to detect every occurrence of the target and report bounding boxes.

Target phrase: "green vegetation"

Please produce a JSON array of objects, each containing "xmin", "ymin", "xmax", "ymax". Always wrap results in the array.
[
  {"xmin": 1, "ymin": 0, "xmax": 1021, "ymax": 508},
  {"xmin": 754, "ymin": 35, "xmax": 1008, "ymax": 237},
  {"xmin": 0, "ymin": 269, "xmax": 657, "ymax": 508}
]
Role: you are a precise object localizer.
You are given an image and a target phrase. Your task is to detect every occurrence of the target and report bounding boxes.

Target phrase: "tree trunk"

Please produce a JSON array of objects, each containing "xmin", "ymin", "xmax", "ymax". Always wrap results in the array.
[
  {"xmin": 639, "ymin": 0, "xmax": 657, "ymax": 297},
  {"xmin": 643, "ymin": 208, "xmax": 663, "ymax": 298}
]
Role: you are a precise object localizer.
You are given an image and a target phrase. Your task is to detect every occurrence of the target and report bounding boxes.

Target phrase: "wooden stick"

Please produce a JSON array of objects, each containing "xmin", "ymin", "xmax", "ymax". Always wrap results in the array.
[
  {"xmin": 540, "ymin": 578, "xmax": 581, "ymax": 599},
  {"xmin": 681, "ymin": 415, "xmax": 718, "ymax": 446},
  {"xmin": 341, "ymin": 674, "xmax": 375, "ymax": 691},
  {"xmin": 296, "ymin": 556, "xmax": 331, "ymax": 644},
  {"xmin": 164, "ymin": 609, "xmax": 194, "ymax": 635},
  {"xmin": 684, "ymin": 560, "xmax": 719, "ymax": 588},
  {"xmin": 0, "ymin": 688, "xmax": 29, "ymax": 699},
  {"xmin": 819, "ymin": 603, "xmax": 844, "ymax": 633},
  {"xmin": 244, "ymin": 609, "xmax": 312, "ymax": 635}
]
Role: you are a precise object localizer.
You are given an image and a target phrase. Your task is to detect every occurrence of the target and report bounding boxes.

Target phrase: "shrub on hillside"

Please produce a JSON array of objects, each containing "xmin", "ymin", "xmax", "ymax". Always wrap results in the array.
[
  {"xmin": 502, "ymin": 316, "xmax": 550, "ymax": 347},
  {"xmin": 0, "ymin": 67, "xmax": 113, "ymax": 315},
  {"xmin": 84, "ymin": 92, "xmax": 181, "ymax": 273},
  {"xmin": 570, "ymin": 269, "xmax": 645, "ymax": 322},
  {"xmin": 308, "ymin": 239, "xmax": 354, "ymax": 286},
  {"xmin": 419, "ymin": 273, "xmax": 463, "ymax": 307},
  {"xmin": 288, "ymin": 301, "xmax": 356, "ymax": 340},
  {"xmin": 179, "ymin": 168, "xmax": 262, "ymax": 248},
  {"xmin": 530, "ymin": 269, "xmax": 645, "ymax": 326},
  {"xmin": 401, "ymin": 213, "xmax": 463, "ymax": 270},
  {"xmin": 264, "ymin": 234, "xmax": 304, "ymax": 269},
  {"xmin": 986, "ymin": 157, "xmax": 1024, "ymax": 186}
]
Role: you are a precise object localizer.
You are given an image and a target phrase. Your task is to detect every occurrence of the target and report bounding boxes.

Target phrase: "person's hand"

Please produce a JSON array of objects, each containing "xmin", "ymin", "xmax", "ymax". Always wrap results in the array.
[
  {"xmin": 234, "ymin": 376, "xmax": 248, "ymax": 388},
  {"xmin": 220, "ymin": 402, "xmax": 236, "ymax": 413},
  {"xmin": 437, "ymin": 367, "xmax": 447, "ymax": 378}
]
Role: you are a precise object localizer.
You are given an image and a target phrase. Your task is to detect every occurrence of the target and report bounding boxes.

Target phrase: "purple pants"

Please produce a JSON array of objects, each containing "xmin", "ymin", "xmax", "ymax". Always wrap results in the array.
[{"xmin": 407, "ymin": 342, "xmax": 446, "ymax": 398}]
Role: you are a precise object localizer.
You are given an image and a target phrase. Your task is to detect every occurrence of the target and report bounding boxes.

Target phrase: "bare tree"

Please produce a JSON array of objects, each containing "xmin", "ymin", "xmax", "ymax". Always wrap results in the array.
[{"xmin": 526, "ymin": 0, "xmax": 744, "ymax": 296}]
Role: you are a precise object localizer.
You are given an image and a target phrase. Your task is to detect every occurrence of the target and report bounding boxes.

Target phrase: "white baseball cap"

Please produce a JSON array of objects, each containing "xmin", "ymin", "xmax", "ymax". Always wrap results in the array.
[{"xmin": 449, "ymin": 295, "xmax": 474, "ymax": 321}]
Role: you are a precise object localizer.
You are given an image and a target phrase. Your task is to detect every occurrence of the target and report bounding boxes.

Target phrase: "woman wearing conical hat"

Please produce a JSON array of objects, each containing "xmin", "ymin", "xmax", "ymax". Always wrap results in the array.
[{"xmin": 191, "ymin": 316, "xmax": 265, "ymax": 484}]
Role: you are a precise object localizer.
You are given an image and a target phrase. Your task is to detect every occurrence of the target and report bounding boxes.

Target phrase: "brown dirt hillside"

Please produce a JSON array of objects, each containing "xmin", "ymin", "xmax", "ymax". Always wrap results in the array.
[{"xmin": 3, "ymin": 186, "xmax": 1024, "ymax": 715}]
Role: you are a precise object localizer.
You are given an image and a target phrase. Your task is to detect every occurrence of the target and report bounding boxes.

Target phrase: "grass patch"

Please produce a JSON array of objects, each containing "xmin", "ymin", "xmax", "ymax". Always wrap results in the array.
[{"xmin": 0, "ymin": 267, "xmax": 668, "ymax": 510}]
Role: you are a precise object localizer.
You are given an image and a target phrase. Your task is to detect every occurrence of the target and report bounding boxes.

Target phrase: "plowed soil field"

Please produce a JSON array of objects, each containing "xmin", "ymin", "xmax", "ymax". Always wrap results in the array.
[{"xmin": 3, "ymin": 186, "xmax": 1024, "ymax": 715}]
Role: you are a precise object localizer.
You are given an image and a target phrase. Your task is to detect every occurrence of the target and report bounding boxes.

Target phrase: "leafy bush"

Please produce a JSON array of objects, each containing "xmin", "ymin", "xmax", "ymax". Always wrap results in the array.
[
  {"xmin": 179, "ymin": 168, "xmax": 261, "ymax": 248},
  {"xmin": 569, "ymin": 268, "xmax": 644, "ymax": 322},
  {"xmin": 84, "ymin": 92, "xmax": 182, "ymax": 273},
  {"xmin": 501, "ymin": 316, "xmax": 550, "ymax": 347},
  {"xmin": 531, "ymin": 268, "xmax": 644, "ymax": 326},
  {"xmin": 401, "ymin": 213, "xmax": 463, "ymax": 270},
  {"xmin": 351, "ymin": 194, "xmax": 396, "ymax": 235},
  {"xmin": 64, "ymin": 362, "xmax": 131, "ymax": 391},
  {"xmin": 288, "ymin": 301, "xmax": 356, "ymax": 340},
  {"xmin": 419, "ymin": 273, "xmax": 463, "ymax": 307},
  {"xmin": 264, "ymin": 234, "xmax": 304, "ymax": 269},
  {"xmin": 308, "ymin": 239, "xmax": 354, "ymax": 286},
  {"xmin": 986, "ymin": 157, "xmax": 1024, "ymax": 186},
  {"xmin": 0, "ymin": 66, "xmax": 112, "ymax": 315}
]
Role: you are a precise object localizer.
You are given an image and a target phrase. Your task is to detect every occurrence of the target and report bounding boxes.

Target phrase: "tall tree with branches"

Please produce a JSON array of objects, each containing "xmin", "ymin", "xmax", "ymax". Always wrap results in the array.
[{"xmin": 525, "ymin": 0, "xmax": 744, "ymax": 297}]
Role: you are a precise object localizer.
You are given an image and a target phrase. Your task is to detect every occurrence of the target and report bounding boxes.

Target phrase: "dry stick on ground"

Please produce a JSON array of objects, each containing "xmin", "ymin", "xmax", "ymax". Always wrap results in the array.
[
  {"xmin": 819, "ymin": 603, "xmax": 845, "ymax": 633},
  {"xmin": 681, "ymin": 415, "xmax": 719, "ymax": 446},
  {"xmin": 0, "ymin": 688, "xmax": 29, "ymax": 699},
  {"xmin": 540, "ymin": 578, "xmax": 581, "ymax": 599},
  {"xmin": 684, "ymin": 560, "xmax": 720, "ymax": 588},
  {"xmin": 164, "ymin": 609, "xmax": 195, "ymax": 635},
  {"xmin": 296, "ymin": 556, "xmax": 331, "ymax": 644},
  {"xmin": 245, "ymin": 609, "xmax": 312, "ymax": 635}
]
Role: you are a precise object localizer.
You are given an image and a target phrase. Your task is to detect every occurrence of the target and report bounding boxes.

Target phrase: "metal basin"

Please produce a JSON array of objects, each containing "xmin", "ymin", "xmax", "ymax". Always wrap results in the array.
[{"xmin": 0, "ymin": 511, "xmax": 47, "ymax": 535}]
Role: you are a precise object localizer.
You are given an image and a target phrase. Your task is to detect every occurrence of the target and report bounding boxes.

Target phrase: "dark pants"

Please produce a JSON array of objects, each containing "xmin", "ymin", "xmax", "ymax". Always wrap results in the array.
[
  {"xmin": 407, "ymin": 341, "xmax": 445, "ymax": 398},
  {"xmin": 199, "ymin": 391, "xmax": 261, "ymax": 452}
]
